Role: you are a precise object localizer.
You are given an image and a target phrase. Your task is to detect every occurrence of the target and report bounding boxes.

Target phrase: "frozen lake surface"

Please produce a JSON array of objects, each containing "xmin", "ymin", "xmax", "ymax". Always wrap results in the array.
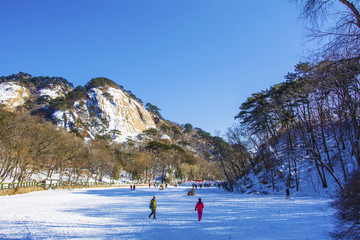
[{"xmin": 0, "ymin": 186, "xmax": 335, "ymax": 239}]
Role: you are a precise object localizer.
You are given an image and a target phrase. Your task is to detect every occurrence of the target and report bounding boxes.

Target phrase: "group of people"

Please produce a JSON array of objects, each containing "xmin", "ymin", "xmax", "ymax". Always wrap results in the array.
[
  {"xmin": 130, "ymin": 185, "xmax": 136, "ymax": 190},
  {"xmin": 149, "ymin": 182, "xmax": 160, "ymax": 188},
  {"xmin": 148, "ymin": 182, "xmax": 170, "ymax": 188},
  {"xmin": 148, "ymin": 196, "xmax": 204, "ymax": 221}
]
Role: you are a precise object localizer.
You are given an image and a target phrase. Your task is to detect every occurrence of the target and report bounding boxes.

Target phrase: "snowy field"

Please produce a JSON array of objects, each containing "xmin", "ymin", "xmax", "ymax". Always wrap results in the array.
[{"xmin": 0, "ymin": 186, "xmax": 335, "ymax": 240}]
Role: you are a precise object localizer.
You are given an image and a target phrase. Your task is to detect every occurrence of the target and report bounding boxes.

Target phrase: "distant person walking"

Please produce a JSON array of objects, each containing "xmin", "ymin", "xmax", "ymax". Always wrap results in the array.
[
  {"xmin": 130, "ymin": 185, "xmax": 133, "ymax": 191},
  {"xmin": 133, "ymin": 185, "xmax": 136, "ymax": 190},
  {"xmin": 195, "ymin": 198, "xmax": 204, "ymax": 221},
  {"xmin": 149, "ymin": 196, "xmax": 157, "ymax": 219},
  {"xmin": 286, "ymin": 188, "xmax": 290, "ymax": 200}
]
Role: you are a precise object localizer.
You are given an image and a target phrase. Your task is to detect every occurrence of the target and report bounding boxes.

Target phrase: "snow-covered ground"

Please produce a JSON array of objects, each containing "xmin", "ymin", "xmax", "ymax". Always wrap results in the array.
[{"xmin": 0, "ymin": 186, "xmax": 335, "ymax": 240}]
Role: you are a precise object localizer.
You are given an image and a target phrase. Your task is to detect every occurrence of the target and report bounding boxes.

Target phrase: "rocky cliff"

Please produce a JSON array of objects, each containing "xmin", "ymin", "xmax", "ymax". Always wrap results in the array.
[
  {"xmin": 0, "ymin": 73, "xmax": 156, "ymax": 142},
  {"xmin": 53, "ymin": 86, "xmax": 156, "ymax": 142},
  {"xmin": 0, "ymin": 82, "xmax": 30, "ymax": 111}
]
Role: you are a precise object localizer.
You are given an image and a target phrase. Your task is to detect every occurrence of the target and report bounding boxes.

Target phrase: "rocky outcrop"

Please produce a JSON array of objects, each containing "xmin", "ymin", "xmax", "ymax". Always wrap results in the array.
[
  {"xmin": 53, "ymin": 86, "xmax": 156, "ymax": 142},
  {"xmin": 0, "ymin": 82, "xmax": 30, "ymax": 111},
  {"xmin": 0, "ymin": 74, "xmax": 157, "ymax": 143}
]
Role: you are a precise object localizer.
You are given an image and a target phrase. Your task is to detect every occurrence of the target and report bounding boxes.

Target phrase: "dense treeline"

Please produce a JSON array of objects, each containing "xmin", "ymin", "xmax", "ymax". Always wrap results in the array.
[
  {"xmin": 234, "ymin": 60, "xmax": 360, "ymax": 191},
  {"xmin": 233, "ymin": 1, "xmax": 360, "ymax": 238},
  {"xmin": 208, "ymin": 136, "xmax": 250, "ymax": 191},
  {"xmin": 232, "ymin": 0, "xmax": 360, "ymax": 189},
  {"xmin": 231, "ymin": 47, "xmax": 360, "ymax": 240},
  {"xmin": 0, "ymin": 71, "xmax": 236, "ymax": 190},
  {"xmin": 0, "ymin": 72, "xmax": 73, "ymax": 90},
  {"xmin": 0, "ymin": 108, "xmax": 224, "ymax": 190},
  {"xmin": 0, "ymin": 109, "xmax": 117, "ymax": 189}
]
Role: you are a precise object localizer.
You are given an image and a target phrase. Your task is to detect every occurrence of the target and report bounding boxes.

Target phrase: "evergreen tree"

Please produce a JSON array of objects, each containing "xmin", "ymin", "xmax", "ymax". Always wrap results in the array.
[
  {"xmin": 145, "ymin": 103, "xmax": 162, "ymax": 118},
  {"xmin": 184, "ymin": 123, "xmax": 193, "ymax": 133},
  {"xmin": 85, "ymin": 77, "xmax": 119, "ymax": 90}
]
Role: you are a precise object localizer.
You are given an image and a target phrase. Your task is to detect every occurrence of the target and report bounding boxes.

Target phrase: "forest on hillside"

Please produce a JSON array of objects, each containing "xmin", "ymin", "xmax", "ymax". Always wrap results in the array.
[
  {"xmin": 0, "ymin": 65, "xmax": 254, "ymax": 195},
  {"xmin": 226, "ymin": 1, "xmax": 360, "ymax": 238},
  {"xmin": 0, "ymin": 107, "xmax": 230, "ymax": 189}
]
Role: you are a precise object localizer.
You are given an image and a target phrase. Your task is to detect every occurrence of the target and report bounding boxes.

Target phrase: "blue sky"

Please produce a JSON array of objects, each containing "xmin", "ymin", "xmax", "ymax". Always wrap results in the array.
[{"xmin": 0, "ymin": 0, "xmax": 307, "ymax": 136}]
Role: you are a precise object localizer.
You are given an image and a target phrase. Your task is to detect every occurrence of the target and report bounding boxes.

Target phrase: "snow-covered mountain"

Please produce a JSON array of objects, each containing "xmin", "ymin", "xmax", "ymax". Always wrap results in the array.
[
  {"xmin": 0, "ymin": 73, "xmax": 156, "ymax": 142},
  {"xmin": 53, "ymin": 86, "xmax": 156, "ymax": 142}
]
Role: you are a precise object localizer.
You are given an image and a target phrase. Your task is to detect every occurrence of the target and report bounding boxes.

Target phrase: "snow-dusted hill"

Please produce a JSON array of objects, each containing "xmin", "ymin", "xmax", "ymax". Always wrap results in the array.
[
  {"xmin": 0, "ymin": 73, "xmax": 156, "ymax": 142},
  {"xmin": 234, "ymin": 124, "xmax": 359, "ymax": 196},
  {"xmin": 53, "ymin": 86, "xmax": 156, "ymax": 142}
]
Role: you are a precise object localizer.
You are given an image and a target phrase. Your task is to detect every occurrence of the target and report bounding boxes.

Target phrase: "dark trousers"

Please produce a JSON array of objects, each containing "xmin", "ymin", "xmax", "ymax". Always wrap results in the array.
[
  {"xmin": 197, "ymin": 211, "xmax": 203, "ymax": 221},
  {"xmin": 149, "ymin": 209, "xmax": 156, "ymax": 219}
]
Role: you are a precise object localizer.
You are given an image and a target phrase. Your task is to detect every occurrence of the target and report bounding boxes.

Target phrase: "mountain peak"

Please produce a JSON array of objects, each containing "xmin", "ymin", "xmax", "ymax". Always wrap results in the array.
[
  {"xmin": 85, "ymin": 77, "xmax": 122, "ymax": 91},
  {"xmin": 0, "ymin": 73, "xmax": 157, "ymax": 142}
]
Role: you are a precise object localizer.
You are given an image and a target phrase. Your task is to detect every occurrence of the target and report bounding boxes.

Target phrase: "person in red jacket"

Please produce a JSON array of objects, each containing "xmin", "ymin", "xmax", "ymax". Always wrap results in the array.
[{"xmin": 195, "ymin": 198, "xmax": 204, "ymax": 221}]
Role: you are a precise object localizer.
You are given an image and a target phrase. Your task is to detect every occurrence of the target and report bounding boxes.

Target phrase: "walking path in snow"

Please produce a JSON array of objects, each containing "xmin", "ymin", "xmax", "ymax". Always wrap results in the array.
[{"xmin": 0, "ymin": 186, "xmax": 335, "ymax": 239}]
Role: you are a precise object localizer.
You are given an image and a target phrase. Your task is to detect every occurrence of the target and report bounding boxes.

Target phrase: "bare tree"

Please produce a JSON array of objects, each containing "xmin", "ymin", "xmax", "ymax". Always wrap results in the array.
[
  {"xmin": 125, "ymin": 152, "xmax": 153, "ymax": 182},
  {"xmin": 294, "ymin": 0, "xmax": 360, "ymax": 58}
]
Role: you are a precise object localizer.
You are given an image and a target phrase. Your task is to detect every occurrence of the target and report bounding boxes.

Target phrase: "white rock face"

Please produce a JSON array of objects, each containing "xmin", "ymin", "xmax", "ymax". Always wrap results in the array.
[
  {"xmin": 160, "ymin": 134, "xmax": 171, "ymax": 140},
  {"xmin": 0, "ymin": 82, "xmax": 30, "ymax": 111},
  {"xmin": 0, "ymin": 80, "xmax": 156, "ymax": 143},
  {"xmin": 53, "ymin": 86, "xmax": 156, "ymax": 142},
  {"xmin": 37, "ymin": 86, "xmax": 66, "ymax": 99}
]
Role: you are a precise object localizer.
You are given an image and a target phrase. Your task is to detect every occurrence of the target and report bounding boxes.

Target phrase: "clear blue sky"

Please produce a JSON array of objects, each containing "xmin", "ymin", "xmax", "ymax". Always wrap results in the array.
[{"xmin": 0, "ymin": 0, "xmax": 307, "ymax": 136}]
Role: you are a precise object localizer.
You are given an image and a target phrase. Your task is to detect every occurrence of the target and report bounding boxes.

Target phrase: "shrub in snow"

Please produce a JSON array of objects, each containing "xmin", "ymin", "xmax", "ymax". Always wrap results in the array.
[
  {"xmin": 331, "ymin": 170, "xmax": 360, "ymax": 240},
  {"xmin": 187, "ymin": 188, "xmax": 195, "ymax": 195}
]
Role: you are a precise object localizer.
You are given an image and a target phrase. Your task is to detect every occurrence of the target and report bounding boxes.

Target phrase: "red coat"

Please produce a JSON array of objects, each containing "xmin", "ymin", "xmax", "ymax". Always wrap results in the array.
[{"xmin": 195, "ymin": 202, "xmax": 204, "ymax": 212}]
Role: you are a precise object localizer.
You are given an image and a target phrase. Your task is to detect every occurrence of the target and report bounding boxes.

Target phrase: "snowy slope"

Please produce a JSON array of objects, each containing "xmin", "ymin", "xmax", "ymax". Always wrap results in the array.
[
  {"xmin": 52, "ymin": 86, "xmax": 156, "ymax": 142},
  {"xmin": 0, "ymin": 82, "xmax": 30, "ymax": 111},
  {"xmin": 37, "ymin": 86, "xmax": 66, "ymax": 99},
  {"xmin": 235, "ymin": 122, "xmax": 359, "ymax": 197},
  {"xmin": 0, "ymin": 73, "xmax": 157, "ymax": 142},
  {"xmin": 0, "ymin": 187, "xmax": 335, "ymax": 239}
]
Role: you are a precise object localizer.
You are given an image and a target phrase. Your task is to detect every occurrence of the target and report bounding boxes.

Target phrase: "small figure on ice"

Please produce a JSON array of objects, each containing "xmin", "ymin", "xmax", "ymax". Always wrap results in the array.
[
  {"xmin": 195, "ymin": 198, "xmax": 204, "ymax": 221},
  {"xmin": 286, "ymin": 188, "xmax": 290, "ymax": 200},
  {"xmin": 149, "ymin": 196, "xmax": 157, "ymax": 219}
]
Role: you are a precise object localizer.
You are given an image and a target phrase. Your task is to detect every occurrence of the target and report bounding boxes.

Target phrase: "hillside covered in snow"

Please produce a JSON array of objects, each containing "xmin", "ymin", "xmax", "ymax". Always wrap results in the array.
[
  {"xmin": 0, "ymin": 72, "xmax": 156, "ymax": 142},
  {"xmin": 230, "ymin": 60, "xmax": 360, "ymax": 198}
]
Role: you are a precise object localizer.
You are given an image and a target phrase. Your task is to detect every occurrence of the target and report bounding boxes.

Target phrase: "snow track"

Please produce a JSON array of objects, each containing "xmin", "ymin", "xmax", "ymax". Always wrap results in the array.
[{"xmin": 0, "ymin": 187, "xmax": 334, "ymax": 239}]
